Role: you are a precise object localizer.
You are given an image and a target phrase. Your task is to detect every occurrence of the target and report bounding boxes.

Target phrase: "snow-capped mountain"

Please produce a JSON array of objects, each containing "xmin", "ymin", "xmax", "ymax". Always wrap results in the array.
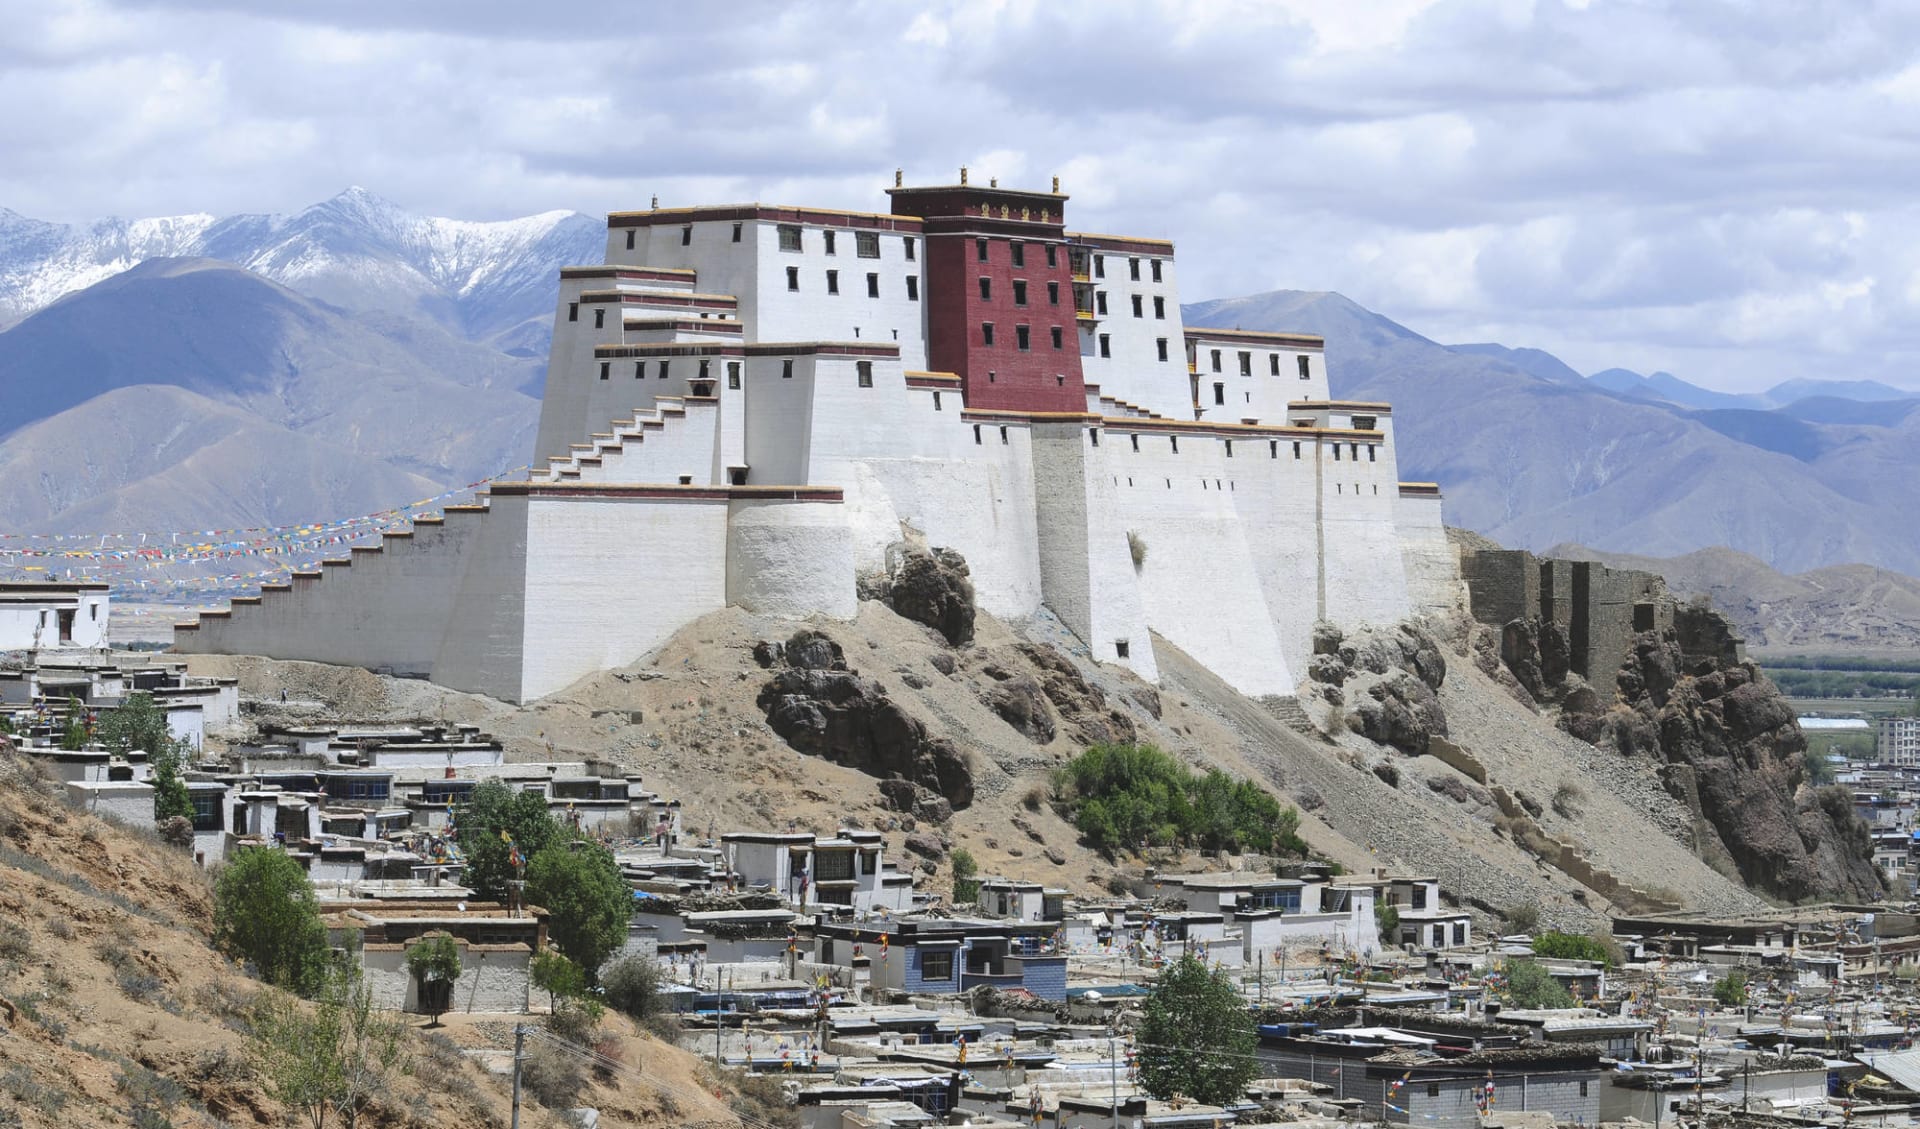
[{"xmin": 0, "ymin": 188, "xmax": 604, "ymax": 354}]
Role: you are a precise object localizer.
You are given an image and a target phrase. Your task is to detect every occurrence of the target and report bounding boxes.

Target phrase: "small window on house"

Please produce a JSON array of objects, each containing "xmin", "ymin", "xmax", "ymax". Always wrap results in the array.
[
  {"xmin": 1096, "ymin": 291, "xmax": 1108, "ymax": 315},
  {"xmin": 732, "ymin": 222, "xmax": 743, "ymax": 242},
  {"xmin": 1156, "ymin": 338, "xmax": 1168, "ymax": 362},
  {"xmin": 988, "ymin": 370, "xmax": 996, "ymax": 382},
  {"xmin": 598, "ymin": 361, "xmax": 609, "ymax": 380},
  {"xmin": 973, "ymin": 424, "xmax": 982, "ymax": 444},
  {"xmin": 1016, "ymin": 325, "xmax": 1031, "ymax": 351},
  {"xmin": 1051, "ymin": 326, "xmax": 1063, "ymax": 349},
  {"xmin": 1013, "ymin": 280, "xmax": 1028, "ymax": 305},
  {"xmin": 1350, "ymin": 442, "xmax": 1359, "ymax": 460},
  {"xmin": 1046, "ymin": 244, "xmax": 1057, "ymax": 267},
  {"xmin": 823, "ymin": 230, "xmax": 836, "ymax": 254},
  {"xmin": 680, "ymin": 224, "xmax": 691, "ymax": 246},
  {"xmin": 904, "ymin": 236, "xmax": 916, "ymax": 261},
  {"xmin": 634, "ymin": 361, "xmax": 643, "ymax": 378},
  {"xmin": 1239, "ymin": 351, "xmax": 1252, "ymax": 376},
  {"xmin": 1153, "ymin": 295, "xmax": 1165, "ymax": 319},
  {"xmin": 658, "ymin": 360, "xmax": 670, "ymax": 379},
  {"xmin": 782, "ymin": 359, "xmax": 794, "ymax": 379},
  {"xmin": 1131, "ymin": 294, "xmax": 1143, "ymax": 318},
  {"xmin": 906, "ymin": 276, "xmax": 919, "ymax": 300},
  {"xmin": 1224, "ymin": 439, "xmax": 1233, "ymax": 457},
  {"xmin": 1130, "ymin": 434, "xmax": 1140, "ymax": 452},
  {"xmin": 1298, "ymin": 355, "xmax": 1312, "ymax": 379},
  {"xmin": 856, "ymin": 231, "xmax": 879, "ymax": 258},
  {"xmin": 1333, "ymin": 444, "xmax": 1341, "ymax": 461},
  {"xmin": 1270, "ymin": 354, "xmax": 1281, "ymax": 376},
  {"xmin": 1012, "ymin": 241, "xmax": 1025, "ymax": 267},
  {"xmin": 979, "ymin": 277, "xmax": 992, "ymax": 301},
  {"xmin": 1213, "ymin": 383, "xmax": 1225, "ymax": 405},
  {"xmin": 1093, "ymin": 253, "xmax": 1105, "ymax": 278},
  {"xmin": 982, "ymin": 322, "xmax": 995, "ymax": 346},
  {"xmin": 1098, "ymin": 333, "xmax": 1111, "ymax": 358},
  {"xmin": 1115, "ymin": 639, "xmax": 1130, "ymax": 658},
  {"xmin": 727, "ymin": 361, "xmax": 741, "ymax": 389},
  {"xmin": 1047, "ymin": 281, "xmax": 1060, "ymax": 305},
  {"xmin": 976, "ymin": 237, "xmax": 989, "ymax": 262},
  {"xmin": 867, "ymin": 272, "xmax": 880, "ymax": 298},
  {"xmin": 999, "ymin": 426, "xmax": 1009, "ymax": 444},
  {"xmin": 1368, "ymin": 446, "xmax": 1377, "ymax": 462},
  {"xmin": 1090, "ymin": 428, "xmax": 1100, "ymax": 446},
  {"xmin": 593, "ymin": 308, "xmax": 605, "ymax": 329},
  {"xmin": 857, "ymin": 361, "xmax": 873, "ymax": 387},
  {"xmin": 933, "ymin": 391, "xmax": 942, "ymax": 410},
  {"xmin": 1269, "ymin": 440, "xmax": 1277, "ymax": 458},
  {"xmin": 1579, "ymin": 1081, "xmax": 1589, "ymax": 1098},
  {"xmin": 779, "ymin": 224, "xmax": 802, "ymax": 251},
  {"xmin": 787, "ymin": 266, "xmax": 800, "ymax": 291},
  {"xmin": 568, "ymin": 302, "xmax": 578, "ymax": 322},
  {"xmin": 921, "ymin": 951, "xmax": 954, "ymax": 981},
  {"xmin": 1428, "ymin": 1084, "xmax": 1441, "ymax": 1099},
  {"xmin": 826, "ymin": 270, "xmax": 839, "ymax": 294},
  {"xmin": 1129, "ymin": 257, "xmax": 1141, "ymax": 281},
  {"xmin": 1293, "ymin": 441, "xmax": 1302, "ymax": 459},
  {"xmin": 1210, "ymin": 349, "xmax": 1222, "ymax": 372},
  {"xmin": 625, "ymin": 229, "xmax": 635, "ymax": 250},
  {"xmin": 1151, "ymin": 259, "xmax": 1163, "ymax": 282}
]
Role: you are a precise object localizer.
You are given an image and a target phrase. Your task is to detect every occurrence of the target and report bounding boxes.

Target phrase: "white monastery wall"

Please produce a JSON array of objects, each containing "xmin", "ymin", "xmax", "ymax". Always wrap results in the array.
[
  {"xmin": 726, "ymin": 498, "xmax": 857, "ymax": 619},
  {"xmin": 1075, "ymin": 246, "xmax": 1186, "ymax": 419},
  {"xmin": 1190, "ymin": 335, "xmax": 1329, "ymax": 424},
  {"xmin": 1396, "ymin": 491, "xmax": 1461, "ymax": 616},
  {"xmin": 1030, "ymin": 423, "xmax": 1156, "ymax": 680},
  {"xmin": 1317, "ymin": 435, "xmax": 1411, "ymax": 629},
  {"xmin": 429, "ymin": 500, "xmax": 531, "ymax": 702}
]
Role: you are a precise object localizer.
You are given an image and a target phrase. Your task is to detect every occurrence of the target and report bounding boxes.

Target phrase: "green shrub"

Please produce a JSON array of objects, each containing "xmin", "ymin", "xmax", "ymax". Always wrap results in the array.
[
  {"xmin": 1712, "ymin": 970, "xmax": 1749, "ymax": 1007},
  {"xmin": 950, "ymin": 848, "xmax": 980, "ymax": 904},
  {"xmin": 526, "ymin": 841, "xmax": 633, "ymax": 981},
  {"xmin": 212, "ymin": 847, "xmax": 330, "ymax": 997},
  {"xmin": 1505, "ymin": 903, "xmax": 1540, "ymax": 934},
  {"xmin": 602, "ymin": 954, "xmax": 665, "ymax": 1020},
  {"xmin": 1531, "ymin": 931, "xmax": 1616, "ymax": 966},
  {"xmin": 1502, "ymin": 959, "xmax": 1574, "ymax": 1009},
  {"xmin": 1051, "ymin": 743, "xmax": 1301, "ymax": 855}
]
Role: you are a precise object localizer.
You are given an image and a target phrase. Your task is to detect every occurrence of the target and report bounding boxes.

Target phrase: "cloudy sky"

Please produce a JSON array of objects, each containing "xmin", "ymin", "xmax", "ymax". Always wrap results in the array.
[{"xmin": 5, "ymin": 0, "xmax": 1919, "ymax": 392}]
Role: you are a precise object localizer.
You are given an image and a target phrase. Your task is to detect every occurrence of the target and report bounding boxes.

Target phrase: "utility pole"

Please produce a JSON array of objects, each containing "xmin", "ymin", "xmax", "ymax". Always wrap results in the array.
[
  {"xmin": 510, "ymin": 1024, "xmax": 526, "ymax": 1129},
  {"xmin": 1109, "ymin": 1027, "xmax": 1119, "ymax": 1129}
]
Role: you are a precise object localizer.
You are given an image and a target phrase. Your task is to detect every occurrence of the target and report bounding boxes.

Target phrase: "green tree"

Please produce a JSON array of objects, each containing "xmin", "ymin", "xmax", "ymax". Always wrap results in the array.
[
  {"xmin": 454, "ymin": 780, "xmax": 564, "ymax": 901},
  {"xmin": 1374, "ymin": 901, "xmax": 1400, "ymax": 943},
  {"xmin": 950, "ymin": 847, "xmax": 980, "ymax": 904},
  {"xmin": 97, "ymin": 692, "xmax": 193, "ymax": 822},
  {"xmin": 59, "ymin": 696, "xmax": 88, "ymax": 750},
  {"xmin": 404, "ymin": 934, "xmax": 462, "ymax": 1027},
  {"xmin": 525, "ymin": 839, "xmax": 633, "ymax": 981},
  {"xmin": 1052, "ymin": 743, "xmax": 1305, "ymax": 856},
  {"xmin": 602, "ymin": 954, "xmax": 666, "ymax": 1020},
  {"xmin": 1712, "ymin": 970, "xmax": 1749, "ymax": 1007},
  {"xmin": 1502, "ymin": 959, "xmax": 1574, "ymax": 1009},
  {"xmin": 530, "ymin": 949, "xmax": 588, "ymax": 1012},
  {"xmin": 248, "ymin": 973, "xmax": 412, "ymax": 1129},
  {"xmin": 1531, "ymin": 932, "xmax": 1617, "ymax": 966},
  {"xmin": 214, "ymin": 846, "xmax": 331, "ymax": 997},
  {"xmin": 1137, "ymin": 955, "xmax": 1258, "ymax": 1106}
]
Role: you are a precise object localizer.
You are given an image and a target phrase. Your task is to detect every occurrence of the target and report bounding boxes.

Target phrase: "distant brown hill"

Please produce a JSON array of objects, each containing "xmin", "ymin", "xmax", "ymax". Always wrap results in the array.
[{"xmin": 1546, "ymin": 542, "xmax": 1920, "ymax": 652}]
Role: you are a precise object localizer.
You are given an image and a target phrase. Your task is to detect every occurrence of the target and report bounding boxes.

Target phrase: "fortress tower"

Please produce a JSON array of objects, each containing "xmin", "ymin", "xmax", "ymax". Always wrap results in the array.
[{"xmin": 175, "ymin": 175, "xmax": 1454, "ymax": 703}]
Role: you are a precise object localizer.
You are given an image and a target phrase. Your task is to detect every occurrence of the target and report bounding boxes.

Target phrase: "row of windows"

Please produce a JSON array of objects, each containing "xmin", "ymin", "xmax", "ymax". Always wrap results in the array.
[
  {"xmin": 1106, "ymin": 431, "xmax": 1378, "ymax": 463},
  {"xmin": 1106, "ymin": 474, "xmax": 1381, "ymax": 497},
  {"xmin": 1199, "ymin": 348, "xmax": 1315, "ymax": 379},
  {"xmin": 774, "ymin": 225, "xmax": 916, "ymax": 260},
  {"xmin": 596, "ymin": 358, "xmax": 873, "ymax": 387},
  {"xmin": 980, "ymin": 322, "xmax": 1067, "ymax": 350},
  {"xmin": 975, "ymin": 237, "xmax": 1059, "ymax": 269},
  {"xmin": 977, "ymin": 278, "xmax": 1063, "ymax": 306},
  {"xmin": 784, "ymin": 266, "xmax": 920, "ymax": 300},
  {"xmin": 1075, "ymin": 252, "xmax": 1164, "ymax": 283}
]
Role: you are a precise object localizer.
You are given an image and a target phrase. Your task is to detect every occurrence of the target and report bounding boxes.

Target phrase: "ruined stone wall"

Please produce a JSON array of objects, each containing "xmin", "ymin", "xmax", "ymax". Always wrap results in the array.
[{"xmin": 1461, "ymin": 549, "xmax": 1673, "ymax": 683}]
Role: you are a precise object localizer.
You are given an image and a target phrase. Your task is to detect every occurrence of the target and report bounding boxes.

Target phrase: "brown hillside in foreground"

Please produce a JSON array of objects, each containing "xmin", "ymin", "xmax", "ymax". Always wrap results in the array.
[{"xmin": 0, "ymin": 741, "xmax": 740, "ymax": 1129}]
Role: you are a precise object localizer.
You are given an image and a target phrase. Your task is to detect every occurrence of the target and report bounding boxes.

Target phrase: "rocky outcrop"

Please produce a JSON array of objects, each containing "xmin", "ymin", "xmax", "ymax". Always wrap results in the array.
[
  {"xmin": 1013, "ymin": 643, "xmax": 1138, "ymax": 746},
  {"xmin": 872, "ymin": 544, "xmax": 976, "ymax": 646},
  {"xmin": 1303, "ymin": 620, "xmax": 1450, "ymax": 755},
  {"xmin": 1478, "ymin": 554, "xmax": 1882, "ymax": 903},
  {"xmin": 756, "ymin": 630, "xmax": 974, "ymax": 810},
  {"xmin": 977, "ymin": 669, "xmax": 1056, "ymax": 744}
]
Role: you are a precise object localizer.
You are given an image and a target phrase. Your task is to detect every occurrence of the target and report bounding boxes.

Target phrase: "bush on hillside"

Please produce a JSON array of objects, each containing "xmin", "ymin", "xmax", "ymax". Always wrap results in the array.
[
  {"xmin": 1051, "ymin": 743, "xmax": 1302, "ymax": 855},
  {"xmin": 1502, "ymin": 959, "xmax": 1573, "ymax": 1009},
  {"xmin": 1531, "ymin": 931, "xmax": 1617, "ymax": 966},
  {"xmin": 213, "ymin": 847, "xmax": 331, "ymax": 997}
]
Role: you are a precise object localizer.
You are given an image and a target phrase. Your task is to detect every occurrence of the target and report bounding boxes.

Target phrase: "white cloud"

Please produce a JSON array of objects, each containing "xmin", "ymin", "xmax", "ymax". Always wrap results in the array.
[{"xmin": 2, "ymin": 0, "xmax": 1919, "ymax": 391}]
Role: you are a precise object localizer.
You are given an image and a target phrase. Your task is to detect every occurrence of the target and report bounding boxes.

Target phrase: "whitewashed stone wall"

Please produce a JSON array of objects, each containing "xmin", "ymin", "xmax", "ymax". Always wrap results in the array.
[
  {"xmin": 67, "ymin": 780, "xmax": 154, "ymax": 828},
  {"xmin": 361, "ymin": 942, "xmax": 531, "ymax": 1014}
]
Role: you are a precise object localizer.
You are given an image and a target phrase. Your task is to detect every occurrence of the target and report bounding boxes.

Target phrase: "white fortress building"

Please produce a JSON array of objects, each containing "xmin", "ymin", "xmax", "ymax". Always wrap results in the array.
[{"xmin": 176, "ymin": 173, "xmax": 1453, "ymax": 703}]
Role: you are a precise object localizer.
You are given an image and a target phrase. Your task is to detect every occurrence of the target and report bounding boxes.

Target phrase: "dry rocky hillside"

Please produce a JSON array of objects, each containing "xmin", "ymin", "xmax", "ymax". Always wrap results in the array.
[
  {"xmin": 0, "ymin": 740, "xmax": 741, "ymax": 1129},
  {"xmin": 184, "ymin": 543, "xmax": 1876, "ymax": 935}
]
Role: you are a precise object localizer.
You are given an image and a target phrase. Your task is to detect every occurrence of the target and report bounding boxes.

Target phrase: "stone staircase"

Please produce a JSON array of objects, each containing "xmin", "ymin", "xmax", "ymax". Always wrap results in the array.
[{"xmin": 1261, "ymin": 695, "xmax": 1325, "ymax": 741}]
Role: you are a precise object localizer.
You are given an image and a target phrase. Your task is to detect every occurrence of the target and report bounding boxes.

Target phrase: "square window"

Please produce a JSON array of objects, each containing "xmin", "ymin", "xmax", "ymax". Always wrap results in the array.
[
  {"xmin": 732, "ymin": 222, "xmax": 743, "ymax": 243},
  {"xmin": 1050, "ymin": 326, "xmax": 1063, "ymax": 349},
  {"xmin": 787, "ymin": 266, "xmax": 800, "ymax": 291},
  {"xmin": 856, "ymin": 231, "xmax": 879, "ymax": 258},
  {"xmin": 906, "ymin": 276, "xmax": 919, "ymax": 301},
  {"xmin": 823, "ymin": 230, "xmax": 837, "ymax": 254},
  {"xmin": 1014, "ymin": 280, "xmax": 1028, "ymax": 305},
  {"xmin": 977, "ymin": 237, "xmax": 989, "ymax": 262},
  {"xmin": 904, "ymin": 236, "xmax": 916, "ymax": 261},
  {"xmin": 867, "ymin": 272, "xmax": 879, "ymax": 298},
  {"xmin": 1099, "ymin": 333, "xmax": 1111, "ymax": 358},
  {"xmin": 1016, "ymin": 325, "xmax": 1031, "ymax": 351},
  {"xmin": 1156, "ymin": 338, "xmax": 1168, "ymax": 362},
  {"xmin": 921, "ymin": 951, "xmax": 954, "ymax": 981},
  {"xmin": 1012, "ymin": 241, "xmax": 1025, "ymax": 267},
  {"xmin": 1151, "ymin": 259, "xmax": 1162, "ymax": 282},
  {"xmin": 826, "ymin": 270, "xmax": 839, "ymax": 294},
  {"xmin": 979, "ymin": 277, "xmax": 992, "ymax": 301},
  {"xmin": 779, "ymin": 224, "xmax": 802, "ymax": 251},
  {"xmin": 1115, "ymin": 639, "xmax": 1130, "ymax": 658},
  {"xmin": 857, "ymin": 360, "xmax": 873, "ymax": 387},
  {"xmin": 1153, "ymin": 295, "xmax": 1165, "ymax": 319},
  {"xmin": 982, "ymin": 323, "xmax": 995, "ymax": 346},
  {"xmin": 1048, "ymin": 281, "xmax": 1060, "ymax": 305},
  {"xmin": 1131, "ymin": 294, "xmax": 1143, "ymax": 318},
  {"xmin": 1129, "ymin": 257, "xmax": 1141, "ymax": 281}
]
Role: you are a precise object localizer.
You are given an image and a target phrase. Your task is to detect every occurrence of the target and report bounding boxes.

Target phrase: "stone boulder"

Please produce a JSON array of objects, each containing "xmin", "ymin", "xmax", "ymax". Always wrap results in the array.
[
  {"xmin": 879, "ymin": 544, "xmax": 976, "ymax": 646},
  {"xmin": 757, "ymin": 642, "xmax": 974, "ymax": 809},
  {"xmin": 878, "ymin": 779, "xmax": 955, "ymax": 824},
  {"xmin": 978, "ymin": 671, "xmax": 1056, "ymax": 744},
  {"xmin": 1012, "ymin": 642, "xmax": 1138, "ymax": 746}
]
